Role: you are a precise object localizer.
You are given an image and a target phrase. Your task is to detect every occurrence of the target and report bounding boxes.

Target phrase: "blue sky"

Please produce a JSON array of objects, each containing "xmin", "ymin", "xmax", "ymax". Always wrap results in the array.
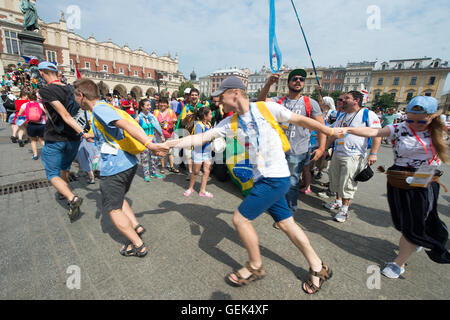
[{"xmin": 37, "ymin": 0, "xmax": 450, "ymax": 91}]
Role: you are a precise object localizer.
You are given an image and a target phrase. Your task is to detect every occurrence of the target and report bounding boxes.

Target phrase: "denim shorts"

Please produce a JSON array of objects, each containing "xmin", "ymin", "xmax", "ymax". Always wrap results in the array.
[
  {"xmin": 192, "ymin": 150, "xmax": 212, "ymax": 164},
  {"xmin": 238, "ymin": 177, "xmax": 292, "ymax": 222},
  {"xmin": 41, "ymin": 140, "xmax": 81, "ymax": 180}
]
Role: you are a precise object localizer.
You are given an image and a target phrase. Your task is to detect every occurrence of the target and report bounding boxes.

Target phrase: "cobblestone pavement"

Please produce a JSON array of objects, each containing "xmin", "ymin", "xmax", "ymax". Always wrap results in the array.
[{"xmin": 0, "ymin": 121, "xmax": 449, "ymax": 300}]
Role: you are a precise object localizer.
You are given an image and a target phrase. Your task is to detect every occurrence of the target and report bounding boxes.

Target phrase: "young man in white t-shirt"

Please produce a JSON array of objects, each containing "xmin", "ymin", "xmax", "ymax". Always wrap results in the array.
[
  {"xmin": 324, "ymin": 91, "xmax": 381, "ymax": 222},
  {"xmin": 165, "ymin": 77, "xmax": 344, "ymax": 294}
]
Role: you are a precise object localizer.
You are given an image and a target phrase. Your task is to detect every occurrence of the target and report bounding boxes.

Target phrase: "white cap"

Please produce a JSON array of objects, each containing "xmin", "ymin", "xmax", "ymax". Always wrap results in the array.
[{"xmin": 184, "ymin": 88, "xmax": 191, "ymax": 94}]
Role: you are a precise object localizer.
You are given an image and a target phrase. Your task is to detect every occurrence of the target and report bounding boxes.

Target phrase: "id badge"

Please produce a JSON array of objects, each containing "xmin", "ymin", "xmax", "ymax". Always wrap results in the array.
[
  {"xmin": 101, "ymin": 142, "xmax": 119, "ymax": 155},
  {"xmin": 407, "ymin": 163, "xmax": 437, "ymax": 188}
]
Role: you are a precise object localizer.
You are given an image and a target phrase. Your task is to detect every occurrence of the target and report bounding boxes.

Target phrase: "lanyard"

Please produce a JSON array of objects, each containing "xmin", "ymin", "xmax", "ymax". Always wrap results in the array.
[
  {"xmin": 238, "ymin": 105, "xmax": 260, "ymax": 153},
  {"xmin": 409, "ymin": 126, "xmax": 436, "ymax": 165}
]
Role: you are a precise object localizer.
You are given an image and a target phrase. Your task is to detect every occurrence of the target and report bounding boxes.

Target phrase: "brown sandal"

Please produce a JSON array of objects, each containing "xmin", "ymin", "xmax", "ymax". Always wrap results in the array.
[
  {"xmin": 226, "ymin": 262, "xmax": 265, "ymax": 287},
  {"xmin": 302, "ymin": 262, "xmax": 333, "ymax": 295}
]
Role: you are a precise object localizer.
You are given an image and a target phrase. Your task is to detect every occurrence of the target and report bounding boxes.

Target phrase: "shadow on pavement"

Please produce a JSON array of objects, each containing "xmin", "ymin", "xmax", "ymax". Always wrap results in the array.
[{"xmin": 138, "ymin": 200, "xmax": 310, "ymax": 281}]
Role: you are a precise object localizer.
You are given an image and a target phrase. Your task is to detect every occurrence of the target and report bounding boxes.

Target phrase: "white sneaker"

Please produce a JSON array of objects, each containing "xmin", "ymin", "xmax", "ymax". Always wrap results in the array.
[
  {"xmin": 381, "ymin": 262, "xmax": 405, "ymax": 279},
  {"xmin": 324, "ymin": 200, "xmax": 342, "ymax": 210},
  {"xmin": 334, "ymin": 208, "xmax": 349, "ymax": 222},
  {"xmin": 318, "ymin": 191, "xmax": 330, "ymax": 199}
]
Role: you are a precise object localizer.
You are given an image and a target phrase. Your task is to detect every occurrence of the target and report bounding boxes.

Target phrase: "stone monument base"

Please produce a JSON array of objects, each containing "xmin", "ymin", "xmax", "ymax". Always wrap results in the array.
[{"xmin": 18, "ymin": 30, "xmax": 45, "ymax": 61}]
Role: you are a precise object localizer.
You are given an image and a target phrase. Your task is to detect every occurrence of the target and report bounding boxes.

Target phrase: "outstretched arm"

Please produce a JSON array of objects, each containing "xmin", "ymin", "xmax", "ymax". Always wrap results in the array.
[
  {"xmin": 166, "ymin": 128, "xmax": 219, "ymax": 149},
  {"xmin": 345, "ymin": 126, "xmax": 391, "ymax": 138},
  {"xmin": 288, "ymin": 113, "xmax": 344, "ymax": 138}
]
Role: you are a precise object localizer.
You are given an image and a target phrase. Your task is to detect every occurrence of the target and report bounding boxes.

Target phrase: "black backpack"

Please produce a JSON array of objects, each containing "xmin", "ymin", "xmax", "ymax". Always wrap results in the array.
[{"xmin": 2, "ymin": 95, "xmax": 16, "ymax": 112}]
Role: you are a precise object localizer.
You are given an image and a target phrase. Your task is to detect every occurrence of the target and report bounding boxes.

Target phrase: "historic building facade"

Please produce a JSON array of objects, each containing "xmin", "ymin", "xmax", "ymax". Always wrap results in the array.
[
  {"xmin": 369, "ymin": 57, "xmax": 450, "ymax": 109},
  {"xmin": 0, "ymin": 0, "xmax": 185, "ymax": 99}
]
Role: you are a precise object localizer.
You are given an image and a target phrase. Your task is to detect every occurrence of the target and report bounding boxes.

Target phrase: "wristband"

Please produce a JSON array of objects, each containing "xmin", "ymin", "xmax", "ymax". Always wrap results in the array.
[
  {"xmin": 318, "ymin": 147, "xmax": 325, "ymax": 153},
  {"xmin": 369, "ymin": 153, "xmax": 377, "ymax": 156}
]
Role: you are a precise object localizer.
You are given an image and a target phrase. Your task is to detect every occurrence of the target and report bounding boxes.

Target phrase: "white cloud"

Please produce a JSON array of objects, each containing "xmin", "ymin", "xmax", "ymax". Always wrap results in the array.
[{"xmin": 37, "ymin": 0, "xmax": 450, "ymax": 89}]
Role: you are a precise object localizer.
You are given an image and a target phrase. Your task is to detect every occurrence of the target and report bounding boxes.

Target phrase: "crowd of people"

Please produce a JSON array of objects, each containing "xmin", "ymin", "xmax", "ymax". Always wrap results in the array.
[{"xmin": 1, "ymin": 61, "xmax": 449, "ymax": 295}]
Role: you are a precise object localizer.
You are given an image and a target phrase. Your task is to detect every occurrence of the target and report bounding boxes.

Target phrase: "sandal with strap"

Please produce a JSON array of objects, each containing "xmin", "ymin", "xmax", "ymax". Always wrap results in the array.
[
  {"xmin": 120, "ymin": 241, "xmax": 148, "ymax": 258},
  {"xmin": 168, "ymin": 167, "xmax": 180, "ymax": 174},
  {"xmin": 302, "ymin": 262, "xmax": 333, "ymax": 295},
  {"xmin": 68, "ymin": 196, "xmax": 83, "ymax": 222},
  {"xmin": 134, "ymin": 224, "xmax": 146, "ymax": 237},
  {"xmin": 226, "ymin": 261, "xmax": 265, "ymax": 287}
]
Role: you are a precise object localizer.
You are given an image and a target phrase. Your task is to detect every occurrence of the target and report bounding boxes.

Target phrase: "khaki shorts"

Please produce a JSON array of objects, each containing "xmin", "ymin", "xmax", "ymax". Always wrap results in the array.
[{"xmin": 329, "ymin": 154, "xmax": 365, "ymax": 200}]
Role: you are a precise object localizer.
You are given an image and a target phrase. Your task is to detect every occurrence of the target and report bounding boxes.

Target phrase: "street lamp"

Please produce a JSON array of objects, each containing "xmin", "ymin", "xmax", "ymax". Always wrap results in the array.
[{"xmin": 155, "ymin": 71, "xmax": 168, "ymax": 95}]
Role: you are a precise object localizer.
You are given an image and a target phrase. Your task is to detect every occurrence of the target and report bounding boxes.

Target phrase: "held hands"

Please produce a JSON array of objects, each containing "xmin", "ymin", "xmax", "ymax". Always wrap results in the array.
[
  {"xmin": 150, "ymin": 142, "xmax": 170, "ymax": 157},
  {"xmin": 330, "ymin": 127, "xmax": 347, "ymax": 138}
]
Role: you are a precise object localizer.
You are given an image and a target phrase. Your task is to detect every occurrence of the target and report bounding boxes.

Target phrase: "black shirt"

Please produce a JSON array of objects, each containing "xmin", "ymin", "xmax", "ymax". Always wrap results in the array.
[{"xmin": 39, "ymin": 83, "xmax": 79, "ymax": 142}]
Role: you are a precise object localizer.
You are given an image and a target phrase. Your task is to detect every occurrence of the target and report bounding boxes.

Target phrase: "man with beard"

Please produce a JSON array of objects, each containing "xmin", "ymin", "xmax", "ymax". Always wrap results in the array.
[
  {"xmin": 323, "ymin": 91, "xmax": 381, "ymax": 222},
  {"xmin": 258, "ymin": 69, "xmax": 326, "ymax": 215}
]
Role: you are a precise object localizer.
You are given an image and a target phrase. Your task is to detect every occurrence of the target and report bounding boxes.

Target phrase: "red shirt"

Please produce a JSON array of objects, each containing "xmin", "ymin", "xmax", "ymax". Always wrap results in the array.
[
  {"xmin": 13, "ymin": 99, "xmax": 29, "ymax": 124},
  {"xmin": 122, "ymin": 99, "xmax": 137, "ymax": 115}
]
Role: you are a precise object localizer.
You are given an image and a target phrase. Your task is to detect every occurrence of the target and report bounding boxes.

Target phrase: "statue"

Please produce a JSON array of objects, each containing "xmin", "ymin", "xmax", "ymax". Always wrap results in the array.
[{"xmin": 20, "ymin": 0, "xmax": 39, "ymax": 31}]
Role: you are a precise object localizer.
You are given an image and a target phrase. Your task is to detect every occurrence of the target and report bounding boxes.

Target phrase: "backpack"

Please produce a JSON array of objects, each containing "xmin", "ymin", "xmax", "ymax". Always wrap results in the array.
[
  {"xmin": 26, "ymin": 101, "xmax": 43, "ymax": 122},
  {"xmin": 92, "ymin": 102, "xmax": 146, "ymax": 155},
  {"xmin": 3, "ymin": 95, "xmax": 16, "ymax": 112},
  {"xmin": 226, "ymin": 102, "xmax": 292, "ymax": 196},
  {"xmin": 277, "ymin": 96, "xmax": 311, "ymax": 130}
]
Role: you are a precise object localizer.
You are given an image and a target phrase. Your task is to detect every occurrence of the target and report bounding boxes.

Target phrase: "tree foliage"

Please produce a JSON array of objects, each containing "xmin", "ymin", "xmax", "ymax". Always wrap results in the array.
[{"xmin": 177, "ymin": 81, "xmax": 195, "ymax": 98}]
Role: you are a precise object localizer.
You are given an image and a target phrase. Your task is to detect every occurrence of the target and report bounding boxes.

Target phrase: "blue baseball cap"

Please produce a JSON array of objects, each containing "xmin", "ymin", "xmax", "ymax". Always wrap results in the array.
[
  {"xmin": 406, "ymin": 96, "xmax": 438, "ymax": 114},
  {"xmin": 38, "ymin": 61, "xmax": 58, "ymax": 72}
]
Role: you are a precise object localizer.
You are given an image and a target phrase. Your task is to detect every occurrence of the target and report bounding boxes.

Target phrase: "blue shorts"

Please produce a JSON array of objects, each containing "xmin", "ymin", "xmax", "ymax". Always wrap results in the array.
[
  {"xmin": 42, "ymin": 140, "xmax": 81, "ymax": 181},
  {"xmin": 238, "ymin": 177, "xmax": 292, "ymax": 222}
]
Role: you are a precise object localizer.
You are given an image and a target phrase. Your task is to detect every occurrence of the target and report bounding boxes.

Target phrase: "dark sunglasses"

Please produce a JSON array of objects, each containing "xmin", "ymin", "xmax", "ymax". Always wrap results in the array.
[
  {"xmin": 290, "ymin": 76, "xmax": 305, "ymax": 82},
  {"xmin": 338, "ymin": 98, "xmax": 344, "ymax": 102},
  {"xmin": 406, "ymin": 119, "xmax": 428, "ymax": 124}
]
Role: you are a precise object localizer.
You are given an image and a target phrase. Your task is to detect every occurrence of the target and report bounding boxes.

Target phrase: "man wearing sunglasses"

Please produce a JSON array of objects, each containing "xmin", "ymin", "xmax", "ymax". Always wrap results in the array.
[{"xmin": 258, "ymin": 69, "xmax": 326, "ymax": 214}]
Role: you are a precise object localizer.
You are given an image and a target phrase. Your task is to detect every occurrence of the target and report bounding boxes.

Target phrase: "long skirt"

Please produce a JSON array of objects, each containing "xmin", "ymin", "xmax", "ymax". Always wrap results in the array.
[{"xmin": 387, "ymin": 166, "xmax": 450, "ymax": 264}]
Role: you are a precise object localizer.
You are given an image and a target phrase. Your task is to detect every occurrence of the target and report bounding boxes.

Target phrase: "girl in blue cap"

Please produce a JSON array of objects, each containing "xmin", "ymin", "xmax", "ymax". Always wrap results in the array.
[{"xmin": 343, "ymin": 96, "xmax": 450, "ymax": 278}]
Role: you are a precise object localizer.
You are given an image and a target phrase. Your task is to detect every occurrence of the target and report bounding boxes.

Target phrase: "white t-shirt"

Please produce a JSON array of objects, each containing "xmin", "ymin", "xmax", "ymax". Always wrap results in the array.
[
  {"xmin": 212, "ymin": 102, "xmax": 293, "ymax": 180},
  {"xmin": 332, "ymin": 108, "xmax": 381, "ymax": 156},
  {"xmin": 388, "ymin": 122, "xmax": 440, "ymax": 168}
]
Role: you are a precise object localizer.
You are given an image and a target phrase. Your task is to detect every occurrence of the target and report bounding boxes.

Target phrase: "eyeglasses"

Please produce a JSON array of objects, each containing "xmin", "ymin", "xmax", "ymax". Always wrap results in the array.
[
  {"xmin": 406, "ymin": 119, "xmax": 429, "ymax": 124},
  {"xmin": 290, "ymin": 76, "xmax": 305, "ymax": 82}
]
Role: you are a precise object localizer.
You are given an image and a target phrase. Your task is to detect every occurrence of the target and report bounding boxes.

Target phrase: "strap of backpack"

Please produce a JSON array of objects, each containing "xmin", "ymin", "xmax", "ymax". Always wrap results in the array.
[
  {"xmin": 303, "ymin": 96, "xmax": 312, "ymax": 118},
  {"xmin": 277, "ymin": 96, "xmax": 288, "ymax": 105}
]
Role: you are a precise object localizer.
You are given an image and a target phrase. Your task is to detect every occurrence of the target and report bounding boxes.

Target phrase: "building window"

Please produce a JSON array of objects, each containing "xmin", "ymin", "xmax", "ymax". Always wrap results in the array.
[
  {"xmin": 410, "ymin": 77, "xmax": 417, "ymax": 86},
  {"xmin": 85, "ymin": 62, "xmax": 90, "ymax": 70},
  {"xmin": 345, "ymin": 86, "xmax": 349, "ymax": 92},
  {"xmin": 46, "ymin": 50, "xmax": 57, "ymax": 63},
  {"xmin": 382, "ymin": 64, "xmax": 387, "ymax": 71},
  {"xmin": 346, "ymin": 78, "xmax": 351, "ymax": 84},
  {"xmin": 134, "ymin": 70, "xmax": 138, "ymax": 77},
  {"xmin": 428, "ymin": 76, "xmax": 436, "ymax": 85},
  {"xmin": 390, "ymin": 91, "xmax": 397, "ymax": 100},
  {"xmin": 424, "ymin": 91, "xmax": 432, "ymax": 97},
  {"xmin": 324, "ymin": 84, "xmax": 330, "ymax": 91},
  {"xmin": 406, "ymin": 91, "xmax": 414, "ymax": 102},
  {"xmin": 334, "ymin": 84, "xmax": 341, "ymax": 91},
  {"xmin": 415, "ymin": 62, "xmax": 420, "ymax": 69},
  {"xmin": 119, "ymin": 67, "xmax": 124, "ymax": 74},
  {"xmin": 4, "ymin": 30, "xmax": 21, "ymax": 55},
  {"xmin": 355, "ymin": 77, "xmax": 359, "ymax": 83},
  {"xmin": 147, "ymin": 73, "xmax": 152, "ymax": 78},
  {"xmin": 374, "ymin": 90, "xmax": 381, "ymax": 100},
  {"xmin": 103, "ymin": 65, "xmax": 108, "ymax": 72},
  {"xmin": 326, "ymin": 74, "xmax": 331, "ymax": 80},
  {"xmin": 397, "ymin": 63, "xmax": 403, "ymax": 70},
  {"xmin": 377, "ymin": 78, "xmax": 383, "ymax": 86},
  {"xmin": 364, "ymin": 77, "xmax": 369, "ymax": 83},
  {"xmin": 433, "ymin": 61, "xmax": 439, "ymax": 68},
  {"xmin": 393, "ymin": 77, "xmax": 400, "ymax": 86}
]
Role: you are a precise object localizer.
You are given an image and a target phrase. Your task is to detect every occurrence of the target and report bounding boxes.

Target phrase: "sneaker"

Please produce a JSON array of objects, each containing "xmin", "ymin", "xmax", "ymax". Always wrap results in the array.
[
  {"xmin": 324, "ymin": 200, "xmax": 342, "ymax": 210},
  {"xmin": 334, "ymin": 208, "xmax": 349, "ymax": 222},
  {"xmin": 32, "ymin": 155, "xmax": 39, "ymax": 160},
  {"xmin": 381, "ymin": 262, "xmax": 405, "ymax": 279},
  {"xmin": 151, "ymin": 173, "xmax": 164, "ymax": 179},
  {"xmin": 18, "ymin": 140, "xmax": 24, "ymax": 147},
  {"xmin": 10, "ymin": 136, "xmax": 18, "ymax": 143}
]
